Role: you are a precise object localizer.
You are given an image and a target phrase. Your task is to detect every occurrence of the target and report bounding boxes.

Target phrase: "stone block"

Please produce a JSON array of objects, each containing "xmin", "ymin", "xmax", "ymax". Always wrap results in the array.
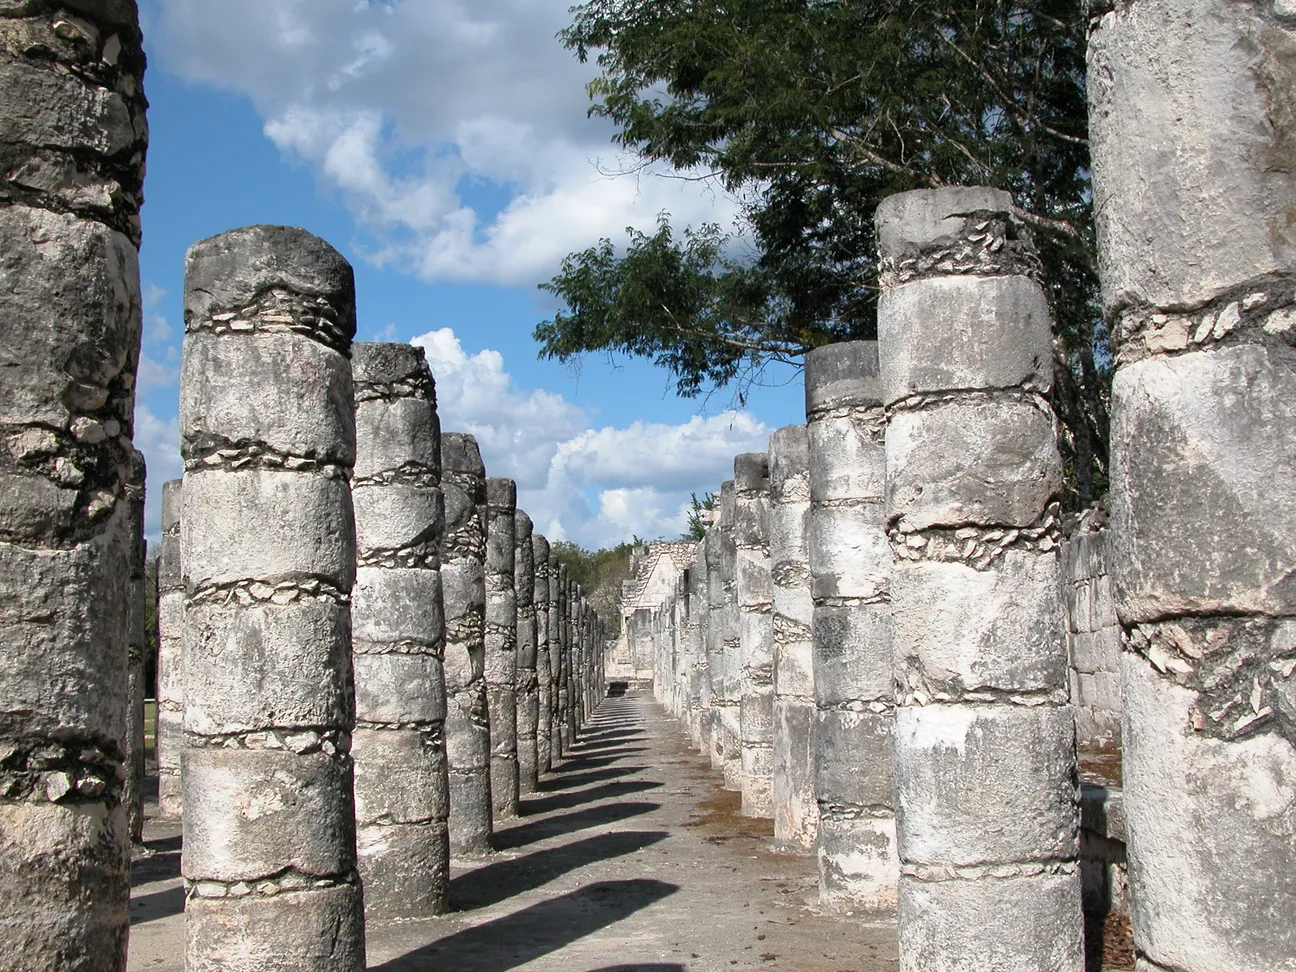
[
  {"xmin": 183, "ymin": 598, "xmax": 352, "ymax": 736},
  {"xmin": 893, "ymin": 705, "xmax": 1078, "ymax": 867},
  {"xmin": 352, "ymin": 483, "xmax": 442, "ymax": 555},
  {"xmin": 879, "ymin": 275, "xmax": 1053, "ymax": 403},
  {"xmin": 354, "ymin": 396, "xmax": 439, "ymax": 481},
  {"xmin": 813, "ymin": 602, "xmax": 892, "ymax": 705},
  {"xmin": 1087, "ymin": 0, "xmax": 1296, "ymax": 315},
  {"xmin": 874, "ymin": 186, "xmax": 1014, "ymax": 259},
  {"xmin": 356, "ymin": 820, "xmax": 449, "ymax": 921},
  {"xmin": 351, "ymin": 728, "xmax": 449, "ymax": 824},
  {"xmin": 886, "ymin": 399, "xmax": 1062, "ymax": 532},
  {"xmin": 815, "ymin": 708, "xmax": 894, "ymax": 809},
  {"xmin": 808, "ymin": 413, "xmax": 886, "ymax": 504},
  {"xmin": 891, "ymin": 552, "xmax": 1068, "ymax": 697},
  {"xmin": 443, "ymin": 698, "xmax": 489, "ymax": 770},
  {"xmin": 184, "ymin": 885, "xmax": 364, "ymax": 972},
  {"xmin": 897, "ymin": 870, "xmax": 1083, "ymax": 972},
  {"xmin": 816, "ymin": 815, "xmax": 898, "ymax": 912},
  {"xmin": 182, "ymin": 748, "xmax": 357, "ymax": 882},
  {"xmin": 804, "ymin": 340, "xmax": 883, "ymax": 415},
  {"xmin": 353, "ymin": 653, "xmax": 446, "ymax": 726},
  {"xmin": 182, "ymin": 469, "xmax": 356, "ymax": 590},
  {"xmin": 1110, "ymin": 344, "xmax": 1296, "ymax": 622},
  {"xmin": 772, "ymin": 699, "xmax": 818, "ymax": 852},
  {"xmin": 352, "ymin": 566, "xmax": 443, "ymax": 647},
  {"xmin": 808, "ymin": 502, "xmax": 890, "ymax": 601},
  {"xmin": 180, "ymin": 330, "xmax": 354, "ymax": 464}
]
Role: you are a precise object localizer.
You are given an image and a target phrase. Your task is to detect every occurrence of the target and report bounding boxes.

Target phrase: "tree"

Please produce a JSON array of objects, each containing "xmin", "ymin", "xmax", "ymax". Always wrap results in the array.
[
  {"xmin": 537, "ymin": 0, "xmax": 1109, "ymax": 504},
  {"xmin": 551, "ymin": 538, "xmax": 639, "ymax": 633},
  {"xmin": 683, "ymin": 491, "xmax": 717, "ymax": 541}
]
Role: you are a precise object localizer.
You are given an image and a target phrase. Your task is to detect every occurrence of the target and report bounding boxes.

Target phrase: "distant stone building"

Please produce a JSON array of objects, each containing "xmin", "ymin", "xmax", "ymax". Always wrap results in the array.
[{"xmin": 609, "ymin": 541, "xmax": 698, "ymax": 681}]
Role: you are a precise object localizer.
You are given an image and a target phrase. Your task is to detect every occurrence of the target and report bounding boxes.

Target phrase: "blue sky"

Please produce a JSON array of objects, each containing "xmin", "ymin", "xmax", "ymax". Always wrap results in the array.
[{"xmin": 133, "ymin": 0, "xmax": 805, "ymax": 547}]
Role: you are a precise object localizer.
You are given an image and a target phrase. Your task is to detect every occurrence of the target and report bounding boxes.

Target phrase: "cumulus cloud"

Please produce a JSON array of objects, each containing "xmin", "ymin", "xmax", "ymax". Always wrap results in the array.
[
  {"xmin": 135, "ymin": 403, "xmax": 183, "ymax": 545},
  {"xmin": 147, "ymin": 0, "xmax": 740, "ymax": 286},
  {"xmin": 410, "ymin": 328, "xmax": 770, "ymax": 547}
]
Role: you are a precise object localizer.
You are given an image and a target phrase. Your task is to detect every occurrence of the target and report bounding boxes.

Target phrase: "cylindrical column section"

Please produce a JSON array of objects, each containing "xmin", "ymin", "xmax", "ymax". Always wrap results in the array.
[
  {"xmin": 691, "ymin": 538, "xmax": 713, "ymax": 753},
  {"xmin": 548, "ymin": 556, "xmax": 565, "ymax": 761},
  {"xmin": 533, "ymin": 535, "xmax": 553, "ymax": 773},
  {"xmin": 350, "ymin": 342, "xmax": 449, "ymax": 921},
  {"xmin": 715, "ymin": 481, "xmax": 743, "ymax": 787},
  {"xmin": 734, "ymin": 454, "xmax": 775, "ymax": 817},
  {"xmin": 439, "ymin": 432, "xmax": 492, "ymax": 854},
  {"xmin": 180, "ymin": 225, "xmax": 364, "ymax": 970},
  {"xmin": 515, "ymin": 511, "xmax": 539, "ymax": 793},
  {"xmin": 769, "ymin": 425, "xmax": 817, "ymax": 854},
  {"xmin": 806, "ymin": 341, "xmax": 898, "ymax": 912},
  {"xmin": 484, "ymin": 477, "xmax": 518, "ymax": 820},
  {"xmin": 1089, "ymin": 7, "xmax": 1296, "ymax": 969},
  {"xmin": 157, "ymin": 479, "xmax": 185, "ymax": 818},
  {"xmin": 0, "ymin": 3, "xmax": 148, "ymax": 965},
  {"xmin": 877, "ymin": 187, "xmax": 1080, "ymax": 971}
]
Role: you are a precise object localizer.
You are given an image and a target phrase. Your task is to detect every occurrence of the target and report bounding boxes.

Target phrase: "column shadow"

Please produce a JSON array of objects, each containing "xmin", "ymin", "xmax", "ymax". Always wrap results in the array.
[
  {"xmin": 494, "ymin": 801, "xmax": 660, "ymax": 851},
  {"xmin": 454, "ymin": 830, "xmax": 669, "ymax": 910},
  {"xmin": 375, "ymin": 879, "xmax": 679, "ymax": 972},
  {"xmin": 129, "ymin": 883, "xmax": 185, "ymax": 925},
  {"xmin": 520, "ymin": 779, "xmax": 661, "ymax": 817},
  {"xmin": 536, "ymin": 765, "xmax": 645, "ymax": 792},
  {"xmin": 549, "ymin": 750, "xmax": 650, "ymax": 772}
]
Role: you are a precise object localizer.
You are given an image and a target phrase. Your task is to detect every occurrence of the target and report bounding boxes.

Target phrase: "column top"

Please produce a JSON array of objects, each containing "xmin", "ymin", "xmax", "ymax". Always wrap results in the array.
[{"xmin": 804, "ymin": 340, "xmax": 882, "ymax": 414}]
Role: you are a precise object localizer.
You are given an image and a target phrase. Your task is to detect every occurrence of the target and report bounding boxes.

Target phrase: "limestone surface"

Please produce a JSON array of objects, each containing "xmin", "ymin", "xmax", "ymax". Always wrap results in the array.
[{"xmin": 485, "ymin": 477, "xmax": 519, "ymax": 819}]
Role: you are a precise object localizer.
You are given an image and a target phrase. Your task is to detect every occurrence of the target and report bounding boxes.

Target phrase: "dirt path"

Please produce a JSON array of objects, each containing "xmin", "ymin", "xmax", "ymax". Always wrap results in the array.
[{"xmin": 128, "ymin": 687, "xmax": 898, "ymax": 971}]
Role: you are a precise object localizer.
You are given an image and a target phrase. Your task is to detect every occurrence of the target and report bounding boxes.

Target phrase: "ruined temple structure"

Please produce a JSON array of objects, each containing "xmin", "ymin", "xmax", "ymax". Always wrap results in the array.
[{"xmin": 1, "ymin": 1, "xmax": 1292, "ymax": 968}]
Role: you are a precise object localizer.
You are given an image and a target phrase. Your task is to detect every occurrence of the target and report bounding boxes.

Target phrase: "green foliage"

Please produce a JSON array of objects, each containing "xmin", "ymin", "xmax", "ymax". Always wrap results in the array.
[
  {"xmin": 683, "ymin": 491, "xmax": 717, "ymax": 541},
  {"xmin": 538, "ymin": 0, "xmax": 1110, "ymax": 503},
  {"xmin": 551, "ymin": 539, "xmax": 639, "ymax": 632}
]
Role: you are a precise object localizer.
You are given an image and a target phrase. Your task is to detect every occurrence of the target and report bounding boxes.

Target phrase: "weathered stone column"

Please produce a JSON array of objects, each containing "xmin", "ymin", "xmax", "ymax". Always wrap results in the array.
[
  {"xmin": 440, "ymin": 432, "xmax": 492, "ymax": 854},
  {"xmin": 350, "ymin": 342, "xmax": 449, "ymax": 921},
  {"xmin": 769, "ymin": 425, "xmax": 817, "ymax": 854},
  {"xmin": 0, "ymin": 3, "xmax": 147, "ymax": 965},
  {"xmin": 712, "ymin": 482, "xmax": 743, "ymax": 786},
  {"xmin": 1088, "ymin": 7, "xmax": 1296, "ymax": 969},
  {"xmin": 124, "ymin": 449, "xmax": 147, "ymax": 846},
  {"xmin": 805, "ymin": 341, "xmax": 897, "ymax": 912},
  {"xmin": 515, "ymin": 511, "xmax": 539, "ymax": 793},
  {"xmin": 549, "ymin": 558, "xmax": 566, "ymax": 760},
  {"xmin": 180, "ymin": 226, "xmax": 364, "ymax": 970},
  {"xmin": 691, "ymin": 538, "xmax": 713, "ymax": 753},
  {"xmin": 734, "ymin": 454, "xmax": 775, "ymax": 817},
  {"xmin": 484, "ymin": 477, "xmax": 519, "ymax": 819},
  {"xmin": 156, "ymin": 479, "xmax": 185, "ymax": 819},
  {"xmin": 877, "ymin": 188, "xmax": 1080, "ymax": 970},
  {"xmin": 563, "ymin": 577, "xmax": 579, "ymax": 746},
  {"xmin": 533, "ymin": 534, "xmax": 553, "ymax": 774}
]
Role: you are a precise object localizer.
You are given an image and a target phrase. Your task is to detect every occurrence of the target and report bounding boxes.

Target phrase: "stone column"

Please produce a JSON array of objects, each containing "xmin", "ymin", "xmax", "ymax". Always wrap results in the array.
[
  {"xmin": 710, "ymin": 481, "xmax": 743, "ymax": 786},
  {"xmin": 549, "ymin": 558, "xmax": 566, "ymax": 761},
  {"xmin": 563, "ymin": 577, "xmax": 579, "ymax": 746},
  {"xmin": 805, "ymin": 341, "xmax": 898, "ymax": 912},
  {"xmin": 440, "ymin": 432, "xmax": 492, "ymax": 854},
  {"xmin": 124, "ymin": 449, "xmax": 147, "ymax": 846},
  {"xmin": 515, "ymin": 511, "xmax": 539, "ymax": 793},
  {"xmin": 533, "ymin": 534, "xmax": 553, "ymax": 774},
  {"xmin": 691, "ymin": 538, "xmax": 713, "ymax": 753},
  {"xmin": 0, "ymin": 3, "xmax": 147, "ymax": 965},
  {"xmin": 1088, "ymin": 8, "xmax": 1296, "ymax": 969},
  {"xmin": 769, "ymin": 425, "xmax": 817, "ymax": 854},
  {"xmin": 350, "ymin": 342, "xmax": 449, "ymax": 920},
  {"xmin": 180, "ymin": 226, "xmax": 364, "ymax": 970},
  {"xmin": 484, "ymin": 477, "xmax": 518, "ymax": 820},
  {"xmin": 877, "ymin": 188, "xmax": 1080, "ymax": 970},
  {"xmin": 704, "ymin": 517, "xmax": 727, "ymax": 771},
  {"xmin": 156, "ymin": 479, "xmax": 185, "ymax": 818},
  {"xmin": 734, "ymin": 454, "xmax": 775, "ymax": 817}
]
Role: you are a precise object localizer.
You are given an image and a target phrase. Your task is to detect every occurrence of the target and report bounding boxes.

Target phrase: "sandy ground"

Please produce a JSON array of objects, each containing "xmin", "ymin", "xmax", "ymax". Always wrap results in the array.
[{"xmin": 128, "ymin": 688, "xmax": 899, "ymax": 971}]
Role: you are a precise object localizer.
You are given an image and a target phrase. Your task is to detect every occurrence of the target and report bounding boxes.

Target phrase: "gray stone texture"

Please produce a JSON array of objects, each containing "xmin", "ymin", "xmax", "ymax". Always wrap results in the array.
[
  {"xmin": 550, "ymin": 559, "xmax": 566, "ymax": 761},
  {"xmin": 533, "ymin": 534, "xmax": 553, "ymax": 773},
  {"xmin": 691, "ymin": 538, "xmax": 714, "ymax": 754},
  {"xmin": 350, "ymin": 341, "xmax": 449, "ymax": 921},
  {"xmin": 0, "ymin": 4, "xmax": 148, "ymax": 965},
  {"xmin": 804, "ymin": 340, "xmax": 898, "ymax": 912},
  {"xmin": 439, "ymin": 432, "xmax": 492, "ymax": 855},
  {"xmin": 1089, "ymin": 5, "xmax": 1296, "ymax": 969},
  {"xmin": 180, "ymin": 225, "xmax": 364, "ymax": 971},
  {"xmin": 515, "ymin": 510, "xmax": 539, "ymax": 793},
  {"xmin": 715, "ymin": 481, "xmax": 744, "ymax": 788},
  {"xmin": 734, "ymin": 452, "xmax": 775, "ymax": 818},
  {"xmin": 156, "ymin": 478, "xmax": 185, "ymax": 819},
  {"xmin": 124, "ymin": 449, "xmax": 146, "ymax": 846},
  {"xmin": 769, "ymin": 425, "xmax": 817, "ymax": 853},
  {"xmin": 485, "ymin": 477, "xmax": 519, "ymax": 819},
  {"xmin": 1060, "ymin": 512, "xmax": 1123, "ymax": 751},
  {"xmin": 878, "ymin": 188, "xmax": 1080, "ymax": 972}
]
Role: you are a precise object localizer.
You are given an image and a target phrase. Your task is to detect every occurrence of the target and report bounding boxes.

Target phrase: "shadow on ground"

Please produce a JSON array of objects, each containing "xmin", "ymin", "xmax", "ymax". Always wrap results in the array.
[
  {"xmin": 377, "ymin": 880, "xmax": 679, "ymax": 972},
  {"xmin": 494, "ymin": 801, "xmax": 660, "ymax": 850},
  {"xmin": 519, "ymin": 779, "xmax": 661, "ymax": 817}
]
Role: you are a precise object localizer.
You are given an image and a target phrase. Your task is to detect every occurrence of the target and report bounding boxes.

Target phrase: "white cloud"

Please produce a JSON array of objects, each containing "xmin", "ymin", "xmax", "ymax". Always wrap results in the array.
[
  {"xmin": 147, "ymin": 0, "xmax": 742, "ymax": 285},
  {"xmin": 410, "ymin": 328, "xmax": 770, "ymax": 547},
  {"xmin": 135, "ymin": 403, "xmax": 183, "ymax": 545}
]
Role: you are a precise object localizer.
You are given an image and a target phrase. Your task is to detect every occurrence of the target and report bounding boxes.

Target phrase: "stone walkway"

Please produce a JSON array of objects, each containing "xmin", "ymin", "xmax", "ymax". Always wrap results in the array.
[{"xmin": 128, "ymin": 687, "xmax": 899, "ymax": 971}]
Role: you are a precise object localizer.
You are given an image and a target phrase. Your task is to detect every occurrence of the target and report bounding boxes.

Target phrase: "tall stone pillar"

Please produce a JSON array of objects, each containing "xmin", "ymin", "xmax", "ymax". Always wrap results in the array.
[
  {"xmin": 712, "ymin": 482, "xmax": 742, "ymax": 786},
  {"xmin": 533, "ymin": 534, "xmax": 553, "ymax": 774},
  {"xmin": 550, "ymin": 559, "xmax": 567, "ymax": 760},
  {"xmin": 769, "ymin": 425, "xmax": 817, "ymax": 854},
  {"xmin": 484, "ymin": 477, "xmax": 519, "ymax": 820},
  {"xmin": 180, "ymin": 225, "xmax": 364, "ymax": 970},
  {"xmin": 691, "ymin": 538, "xmax": 713, "ymax": 753},
  {"xmin": 440, "ymin": 432, "xmax": 492, "ymax": 854},
  {"xmin": 805, "ymin": 341, "xmax": 898, "ymax": 912},
  {"xmin": 564, "ymin": 578, "xmax": 579, "ymax": 746},
  {"xmin": 124, "ymin": 449, "xmax": 147, "ymax": 846},
  {"xmin": 156, "ymin": 479, "xmax": 185, "ymax": 818},
  {"xmin": 1088, "ymin": 8, "xmax": 1296, "ymax": 969},
  {"xmin": 734, "ymin": 454, "xmax": 775, "ymax": 817},
  {"xmin": 877, "ymin": 188, "xmax": 1080, "ymax": 970},
  {"xmin": 0, "ymin": 2, "xmax": 148, "ymax": 965},
  {"xmin": 515, "ymin": 511, "xmax": 539, "ymax": 793},
  {"xmin": 350, "ymin": 342, "xmax": 449, "ymax": 921}
]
